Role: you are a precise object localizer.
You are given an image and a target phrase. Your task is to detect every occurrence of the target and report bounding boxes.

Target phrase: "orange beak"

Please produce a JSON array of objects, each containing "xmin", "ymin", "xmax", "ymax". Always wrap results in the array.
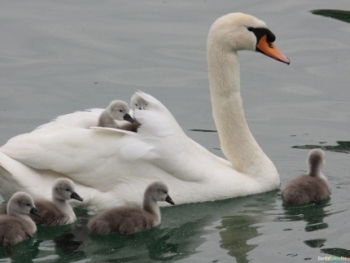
[{"xmin": 256, "ymin": 35, "xmax": 290, "ymax": 64}]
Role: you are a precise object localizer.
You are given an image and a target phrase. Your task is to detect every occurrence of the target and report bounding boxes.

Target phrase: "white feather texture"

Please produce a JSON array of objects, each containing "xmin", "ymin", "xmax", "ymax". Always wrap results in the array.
[{"xmin": 0, "ymin": 13, "xmax": 281, "ymax": 210}]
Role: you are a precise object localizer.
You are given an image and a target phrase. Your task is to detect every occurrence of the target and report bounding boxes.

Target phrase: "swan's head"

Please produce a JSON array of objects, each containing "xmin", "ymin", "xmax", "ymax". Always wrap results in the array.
[
  {"xmin": 130, "ymin": 93, "xmax": 148, "ymax": 110},
  {"xmin": 144, "ymin": 181, "xmax": 175, "ymax": 205},
  {"xmin": 52, "ymin": 178, "xmax": 83, "ymax": 202},
  {"xmin": 208, "ymin": 12, "xmax": 289, "ymax": 64},
  {"xmin": 107, "ymin": 100, "xmax": 135, "ymax": 123},
  {"xmin": 7, "ymin": 192, "xmax": 40, "ymax": 217}
]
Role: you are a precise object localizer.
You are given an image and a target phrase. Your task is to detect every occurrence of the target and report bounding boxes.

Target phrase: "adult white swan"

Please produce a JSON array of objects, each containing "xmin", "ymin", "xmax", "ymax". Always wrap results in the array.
[{"xmin": 0, "ymin": 13, "xmax": 289, "ymax": 210}]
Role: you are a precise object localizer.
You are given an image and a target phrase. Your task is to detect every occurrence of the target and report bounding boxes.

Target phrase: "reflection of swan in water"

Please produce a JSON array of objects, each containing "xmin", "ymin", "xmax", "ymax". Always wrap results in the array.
[
  {"xmin": 281, "ymin": 201, "xmax": 330, "ymax": 232},
  {"xmin": 52, "ymin": 192, "xmax": 277, "ymax": 263},
  {"xmin": 0, "ymin": 12, "xmax": 288, "ymax": 209}
]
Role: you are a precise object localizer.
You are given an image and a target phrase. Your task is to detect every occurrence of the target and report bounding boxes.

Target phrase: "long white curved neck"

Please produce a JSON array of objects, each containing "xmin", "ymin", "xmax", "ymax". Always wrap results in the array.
[{"xmin": 207, "ymin": 45, "xmax": 274, "ymax": 176}]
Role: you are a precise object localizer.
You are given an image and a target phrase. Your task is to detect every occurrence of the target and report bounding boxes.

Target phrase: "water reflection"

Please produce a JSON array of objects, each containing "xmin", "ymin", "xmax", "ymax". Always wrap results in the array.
[
  {"xmin": 304, "ymin": 238, "xmax": 327, "ymax": 248},
  {"xmin": 0, "ymin": 192, "xmax": 344, "ymax": 262},
  {"xmin": 292, "ymin": 141, "xmax": 350, "ymax": 154},
  {"xmin": 218, "ymin": 215, "xmax": 259, "ymax": 263},
  {"xmin": 188, "ymin": 129, "xmax": 217, "ymax": 133},
  {"xmin": 0, "ymin": 239, "xmax": 40, "ymax": 263},
  {"xmin": 321, "ymin": 248, "xmax": 350, "ymax": 258},
  {"xmin": 311, "ymin": 9, "xmax": 350, "ymax": 24},
  {"xmin": 281, "ymin": 201, "xmax": 330, "ymax": 232},
  {"xmin": 40, "ymin": 192, "xmax": 277, "ymax": 262}
]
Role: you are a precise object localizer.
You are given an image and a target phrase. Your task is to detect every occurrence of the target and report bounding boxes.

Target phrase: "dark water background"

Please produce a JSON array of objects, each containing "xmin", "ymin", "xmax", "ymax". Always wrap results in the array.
[{"xmin": 0, "ymin": 1, "xmax": 349, "ymax": 262}]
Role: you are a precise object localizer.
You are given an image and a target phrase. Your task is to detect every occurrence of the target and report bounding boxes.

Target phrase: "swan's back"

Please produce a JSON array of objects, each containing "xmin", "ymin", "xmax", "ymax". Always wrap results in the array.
[{"xmin": 0, "ymin": 13, "xmax": 290, "ymax": 210}]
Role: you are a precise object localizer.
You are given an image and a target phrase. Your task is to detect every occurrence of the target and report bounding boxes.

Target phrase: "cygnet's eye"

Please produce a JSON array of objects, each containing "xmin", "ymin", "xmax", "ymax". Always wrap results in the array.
[
  {"xmin": 135, "ymin": 104, "xmax": 138, "ymax": 107},
  {"xmin": 119, "ymin": 110, "xmax": 123, "ymax": 113},
  {"xmin": 66, "ymin": 188, "xmax": 70, "ymax": 191},
  {"xmin": 26, "ymin": 204, "xmax": 30, "ymax": 206}
]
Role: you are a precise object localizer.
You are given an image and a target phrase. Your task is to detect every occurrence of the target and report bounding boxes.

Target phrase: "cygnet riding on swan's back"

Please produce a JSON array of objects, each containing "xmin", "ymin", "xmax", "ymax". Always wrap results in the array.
[
  {"xmin": 98, "ymin": 100, "xmax": 135, "ymax": 129},
  {"xmin": 0, "ymin": 192, "xmax": 40, "ymax": 246},
  {"xmin": 118, "ymin": 94, "xmax": 148, "ymax": 132},
  {"xmin": 0, "ymin": 13, "xmax": 289, "ymax": 210},
  {"xmin": 88, "ymin": 181, "xmax": 174, "ymax": 235},
  {"xmin": 282, "ymin": 149, "xmax": 331, "ymax": 205}
]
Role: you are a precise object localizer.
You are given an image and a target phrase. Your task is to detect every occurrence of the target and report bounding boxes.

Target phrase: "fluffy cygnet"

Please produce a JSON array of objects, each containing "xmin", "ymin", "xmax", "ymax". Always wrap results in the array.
[
  {"xmin": 0, "ymin": 192, "xmax": 40, "ymax": 246},
  {"xmin": 281, "ymin": 149, "xmax": 331, "ymax": 205},
  {"xmin": 131, "ymin": 93, "xmax": 148, "ymax": 111},
  {"xmin": 98, "ymin": 100, "xmax": 134, "ymax": 128},
  {"xmin": 88, "ymin": 181, "xmax": 174, "ymax": 235},
  {"xmin": 31, "ymin": 178, "xmax": 83, "ymax": 226},
  {"xmin": 119, "ymin": 94, "xmax": 148, "ymax": 132}
]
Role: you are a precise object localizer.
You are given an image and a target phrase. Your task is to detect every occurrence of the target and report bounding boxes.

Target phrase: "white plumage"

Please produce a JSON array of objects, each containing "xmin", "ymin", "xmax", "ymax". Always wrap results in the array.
[{"xmin": 0, "ymin": 13, "xmax": 289, "ymax": 211}]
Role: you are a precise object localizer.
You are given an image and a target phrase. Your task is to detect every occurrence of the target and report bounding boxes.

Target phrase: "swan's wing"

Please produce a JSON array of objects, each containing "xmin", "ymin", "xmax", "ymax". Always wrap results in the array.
[
  {"xmin": 0, "ymin": 92, "xmax": 247, "ymax": 208},
  {"xmin": 89, "ymin": 126, "xmax": 136, "ymax": 136},
  {"xmin": 0, "ymin": 92, "xmax": 214, "ymax": 191},
  {"xmin": 0, "ymin": 152, "xmax": 126, "ymax": 209},
  {"xmin": 37, "ymin": 109, "xmax": 103, "ymax": 131},
  {"xmin": 0, "ymin": 151, "xmax": 59, "ymax": 200},
  {"xmin": 132, "ymin": 92, "xmax": 184, "ymax": 137}
]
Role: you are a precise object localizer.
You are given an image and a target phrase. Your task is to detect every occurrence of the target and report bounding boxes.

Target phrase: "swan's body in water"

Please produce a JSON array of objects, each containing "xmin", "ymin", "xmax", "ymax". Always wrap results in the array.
[
  {"xmin": 0, "ymin": 13, "xmax": 289, "ymax": 210},
  {"xmin": 98, "ymin": 100, "xmax": 134, "ymax": 129},
  {"xmin": 88, "ymin": 181, "xmax": 174, "ymax": 235},
  {"xmin": 281, "ymin": 149, "xmax": 331, "ymax": 205},
  {"xmin": 0, "ymin": 192, "xmax": 40, "ymax": 246}
]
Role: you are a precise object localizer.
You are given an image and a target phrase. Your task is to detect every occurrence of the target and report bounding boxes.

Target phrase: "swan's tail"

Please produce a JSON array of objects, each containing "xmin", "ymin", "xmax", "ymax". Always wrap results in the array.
[
  {"xmin": 0, "ymin": 152, "xmax": 123, "ymax": 211},
  {"xmin": 307, "ymin": 149, "xmax": 325, "ymax": 177},
  {"xmin": 0, "ymin": 152, "xmax": 59, "ymax": 200}
]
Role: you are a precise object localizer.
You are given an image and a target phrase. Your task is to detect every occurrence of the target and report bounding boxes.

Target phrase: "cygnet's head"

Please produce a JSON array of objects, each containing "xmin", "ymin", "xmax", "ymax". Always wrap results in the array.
[
  {"xmin": 107, "ymin": 100, "xmax": 134, "ymax": 123},
  {"xmin": 208, "ymin": 12, "xmax": 289, "ymax": 64},
  {"xmin": 52, "ymin": 178, "xmax": 83, "ymax": 202},
  {"xmin": 7, "ymin": 192, "xmax": 40, "ymax": 217},
  {"xmin": 130, "ymin": 94, "xmax": 148, "ymax": 110},
  {"xmin": 307, "ymin": 149, "xmax": 325, "ymax": 176},
  {"xmin": 144, "ymin": 181, "xmax": 175, "ymax": 205}
]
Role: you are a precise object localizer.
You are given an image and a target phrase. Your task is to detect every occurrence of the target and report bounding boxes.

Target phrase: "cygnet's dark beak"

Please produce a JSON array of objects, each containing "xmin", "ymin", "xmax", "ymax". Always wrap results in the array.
[
  {"xmin": 70, "ymin": 192, "xmax": 83, "ymax": 202},
  {"xmin": 165, "ymin": 195, "xmax": 175, "ymax": 205},
  {"xmin": 123, "ymin": 113, "xmax": 135, "ymax": 123},
  {"xmin": 30, "ymin": 207, "xmax": 41, "ymax": 217}
]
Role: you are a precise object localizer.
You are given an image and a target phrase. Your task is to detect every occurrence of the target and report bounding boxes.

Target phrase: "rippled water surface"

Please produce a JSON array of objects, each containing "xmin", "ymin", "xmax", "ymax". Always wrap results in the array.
[{"xmin": 0, "ymin": 1, "xmax": 350, "ymax": 262}]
